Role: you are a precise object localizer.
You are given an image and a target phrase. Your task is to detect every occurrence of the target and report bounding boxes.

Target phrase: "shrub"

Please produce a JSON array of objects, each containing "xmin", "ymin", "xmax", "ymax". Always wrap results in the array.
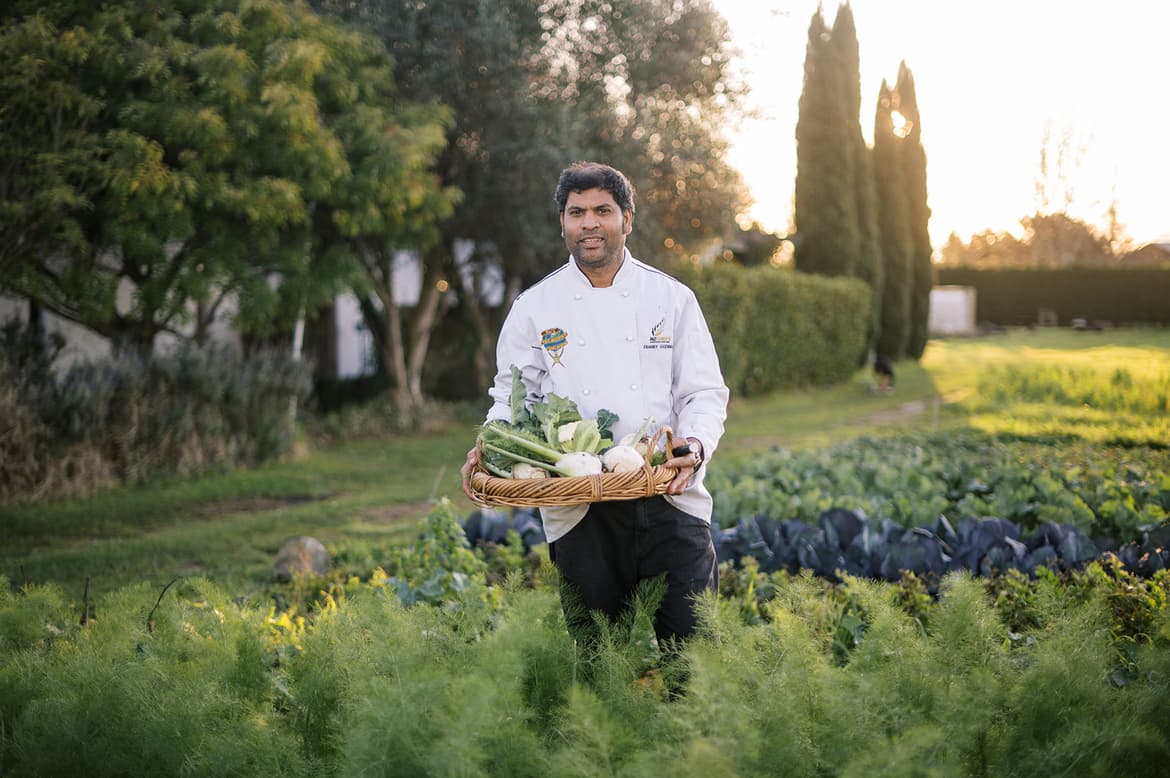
[
  {"xmin": 0, "ymin": 323, "xmax": 311, "ymax": 502},
  {"xmin": 673, "ymin": 263, "xmax": 871, "ymax": 396}
]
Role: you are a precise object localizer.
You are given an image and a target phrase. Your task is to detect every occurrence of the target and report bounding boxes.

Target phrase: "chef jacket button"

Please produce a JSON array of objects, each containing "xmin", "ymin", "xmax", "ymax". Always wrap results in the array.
[
  {"xmin": 577, "ymin": 339, "xmax": 585, "ymax": 347},
  {"xmin": 582, "ymin": 388, "xmax": 591, "ymax": 396},
  {"xmin": 625, "ymin": 335, "xmax": 634, "ymax": 342},
  {"xmin": 574, "ymin": 293, "xmax": 583, "ymax": 300},
  {"xmin": 621, "ymin": 290, "xmax": 630, "ymax": 297},
  {"xmin": 629, "ymin": 384, "xmax": 638, "ymax": 391}
]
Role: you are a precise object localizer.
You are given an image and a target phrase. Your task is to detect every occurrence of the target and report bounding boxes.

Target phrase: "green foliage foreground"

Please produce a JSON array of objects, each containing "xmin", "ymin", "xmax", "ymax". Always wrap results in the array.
[{"xmin": 2, "ymin": 501, "xmax": 1169, "ymax": 777}]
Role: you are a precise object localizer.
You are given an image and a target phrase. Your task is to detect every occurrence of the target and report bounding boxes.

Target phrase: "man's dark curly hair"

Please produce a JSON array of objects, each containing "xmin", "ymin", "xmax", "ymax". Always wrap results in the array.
[{"xmin": 554, "ymin": 162, "xmax": 636, "ymax": 215}]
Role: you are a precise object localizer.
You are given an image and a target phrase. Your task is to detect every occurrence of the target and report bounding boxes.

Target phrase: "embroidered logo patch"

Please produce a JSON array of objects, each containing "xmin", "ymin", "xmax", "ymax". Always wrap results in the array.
[
  {"xmin": 650, "ymin": 318, "xmax": 669, "ymax": 342},
  {"xmin": 646, "ymin": 318, "xmax": 671, "ymax": 348},
  {"xmin": 541, "ymin": 327, "xmax": 568, "ymax": 366}
]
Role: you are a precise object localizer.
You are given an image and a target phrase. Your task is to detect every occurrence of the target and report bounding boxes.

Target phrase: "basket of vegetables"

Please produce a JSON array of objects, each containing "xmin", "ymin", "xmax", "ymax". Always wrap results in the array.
[{"xmin": 467, "ymin": 367, "xmax": 678, "ymax": 508}]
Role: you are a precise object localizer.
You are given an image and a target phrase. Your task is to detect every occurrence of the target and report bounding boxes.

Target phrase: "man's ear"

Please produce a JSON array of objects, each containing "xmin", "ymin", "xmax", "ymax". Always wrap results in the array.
[
  {"xmin": 623, "ymin": 210, "xmax": 634, "ymax": 235},
  {"xmin": 559, "ymin": 213, "xmax": 566, "ymax": 237}
]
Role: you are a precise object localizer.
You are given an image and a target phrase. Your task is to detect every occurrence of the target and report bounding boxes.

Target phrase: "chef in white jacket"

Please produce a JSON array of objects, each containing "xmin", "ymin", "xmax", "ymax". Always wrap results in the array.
[{"xmin": 462, "ymin": 162, "xmax": 729, "ymax": 662}]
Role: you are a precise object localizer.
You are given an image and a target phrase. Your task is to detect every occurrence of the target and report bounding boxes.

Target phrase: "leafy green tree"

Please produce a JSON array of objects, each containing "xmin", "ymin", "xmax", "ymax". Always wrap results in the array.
[
  {"xmin": 895, "ymin": 62, "xmax": 933, "ymax": 358},
  {"xmin": 314, "ymin": 0, "xmax": 570, "ymax": 396},
  {"xmin": 873, "ymin": 80, "xmax": 912, "ymax": 359},
  {"xmin": 562, "ymin": 0, "xmax": 750, "ymax": 264},
  {"xmin": 307, "ymin": 16, "xmax": 459, "ymax": 411},
  {"xmin": 829, "ymin": 2, "xmax": 882, "ymax": 356},
  {"xmin": 1, "ymin": 0, "xmax": 452, "ymax": 362},
  {"xmin": 0, "ymin": 14, "xmax": 104, "ymax": 320},
  {"xmin": 316, "ymin": 0, "xmax": 748, "ymax": 393},
  {"xmin": 794, "ymin": 6, "xmax": 860, "ymax": 278}
]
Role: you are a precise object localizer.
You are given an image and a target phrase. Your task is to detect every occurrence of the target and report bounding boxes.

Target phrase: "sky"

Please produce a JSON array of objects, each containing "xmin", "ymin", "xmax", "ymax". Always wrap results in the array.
[{"xmin": 713, "ymin": 0, "xmax": 1170, "ymax": 250}]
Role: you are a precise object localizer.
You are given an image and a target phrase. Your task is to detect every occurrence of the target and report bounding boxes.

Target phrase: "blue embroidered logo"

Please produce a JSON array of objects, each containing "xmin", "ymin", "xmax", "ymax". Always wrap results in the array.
[{"xmin": 541, "ymin": 327, "xmax": 568, "ymax": 366}]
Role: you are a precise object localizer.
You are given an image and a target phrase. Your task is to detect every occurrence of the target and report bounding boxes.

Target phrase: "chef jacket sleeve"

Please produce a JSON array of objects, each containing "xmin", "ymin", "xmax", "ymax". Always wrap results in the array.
[{"xmin": 671, "ymin": 288, "xmax": 729, "ymax": 463}]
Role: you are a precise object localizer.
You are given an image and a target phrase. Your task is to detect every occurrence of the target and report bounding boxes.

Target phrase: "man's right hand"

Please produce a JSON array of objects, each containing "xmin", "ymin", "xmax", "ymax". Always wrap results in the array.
[{"xmin": 460, "ymin": 446, "xmax": 483, "ymax": 503}]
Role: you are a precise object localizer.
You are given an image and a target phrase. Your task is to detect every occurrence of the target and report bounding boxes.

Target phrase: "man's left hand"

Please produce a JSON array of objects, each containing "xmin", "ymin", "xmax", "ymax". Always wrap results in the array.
[{"xmin": 664, "ymin": 438, "xmax": 703, "ymax": 495}]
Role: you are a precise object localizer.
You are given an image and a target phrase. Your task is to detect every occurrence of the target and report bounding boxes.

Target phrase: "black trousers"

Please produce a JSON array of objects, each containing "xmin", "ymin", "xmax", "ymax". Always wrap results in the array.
[{"xmin": 548, "ymin": 495, "xmax": 718, "ymax": 645}]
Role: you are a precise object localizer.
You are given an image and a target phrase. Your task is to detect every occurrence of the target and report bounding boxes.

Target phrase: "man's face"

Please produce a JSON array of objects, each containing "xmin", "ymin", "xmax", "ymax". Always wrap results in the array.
[{"xmin": 560, "ymin": 187, "xmax": 632, "ymax": 273}]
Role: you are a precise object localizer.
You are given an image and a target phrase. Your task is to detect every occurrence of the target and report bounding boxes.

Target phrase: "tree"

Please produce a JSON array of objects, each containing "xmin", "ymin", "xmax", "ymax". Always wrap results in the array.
[
  {"xmin": 895, "ymin": 62, "xmax": 933, "ymax": 358},
  {"xmin": 314, "ymin": 0, "xmax": 571, "ymax": 395},
  {"xmin": 937, "ymin": 229, "xmax": 1028, "ymax": 267},
  {"xmin": 1, "ymin": 0, "xmax": 453, "ymax": 362},
  {"xmin": 307, "ymin": 15, "xmax": 460, "ymax": 411},
  {"xmin": 872, "ymin": 80, "xmax": 912, "ymax": 360},
  {"xmin": 829, "ymin": 2, "xmax": 882, "ymax": 356},
  {"xmin": 0, "ymin": 13, "xmax": 104, "ymax": 320},
  {"xmin": 793, "ymin": 5, "xmax": 860, "ymax": 278},
  {"xmin": 1021, "ymin": 213, "xmax": 1111, "ymax": 267},
  {"xmin": 564, "ymin": 0, "xmax": 750, "ymax": 264},
  {"xmin": 315, "ymin": 0, "xmax": 749, "ymax": 393}
]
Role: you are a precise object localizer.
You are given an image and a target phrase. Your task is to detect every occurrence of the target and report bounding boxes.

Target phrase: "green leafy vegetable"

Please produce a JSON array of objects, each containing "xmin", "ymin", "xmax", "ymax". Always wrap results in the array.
[
  {"xmin": 534, "ymin": 393, "xmax": 582, "ymax": 448},
  {"xmin": 486, "ymin": 365, "xmax": 618, "ymax": 476},
  {"xmin": 596, "ymin": 409, "xmax": 619, "ymax": 441},
  {"xmin": 509, "ymin": 365, "xmax": 537, "ymax": 431}
]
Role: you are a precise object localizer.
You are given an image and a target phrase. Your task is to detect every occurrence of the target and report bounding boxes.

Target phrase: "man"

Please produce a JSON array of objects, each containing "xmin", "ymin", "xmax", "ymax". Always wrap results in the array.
[{"xmin": 461, "ymin": 161, "xmax": 729, "ymax": 650}]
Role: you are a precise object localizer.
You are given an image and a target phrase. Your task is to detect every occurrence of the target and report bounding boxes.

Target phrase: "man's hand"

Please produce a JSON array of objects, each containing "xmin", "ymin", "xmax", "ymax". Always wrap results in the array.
[
  {"xmin": 460, "ymin": 446, "xmax": 484, "ymax": 503},
  {"xmin": 664, "ymin": 438, "xmax": 703, "ymax": 495}
]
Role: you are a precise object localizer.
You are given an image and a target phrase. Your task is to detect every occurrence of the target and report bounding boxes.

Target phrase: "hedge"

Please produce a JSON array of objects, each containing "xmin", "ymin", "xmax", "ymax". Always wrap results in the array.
[
  {"xmin": 673, "ymin": 263, "xmax": 872, "ymax": 396},
  {"xmin": 936, "ymin": 267, "xmax": 1170, "ymax": 326}
]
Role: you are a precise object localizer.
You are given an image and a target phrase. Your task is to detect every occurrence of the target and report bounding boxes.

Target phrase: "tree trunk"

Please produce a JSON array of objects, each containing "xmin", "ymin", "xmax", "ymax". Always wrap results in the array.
[
  {"xmin": 404, "ymin": 247, "xmax": 451, "ymax": 406},
  {"xmin": 458, "ymin": 251, "xmax": 500, "ymax": 395},
  {"xmin": 302, "ymin": 300, "xmax": 338, "ymax": 381},
  {"xmin": 378, "ymin": 288, "xmax": 411, "ymax": 410}
]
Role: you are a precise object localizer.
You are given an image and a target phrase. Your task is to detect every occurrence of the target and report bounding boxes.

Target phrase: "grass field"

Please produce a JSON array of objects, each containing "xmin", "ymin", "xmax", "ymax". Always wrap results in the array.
[{"xmin": 2, "ymin": 327, "xmax": 1167, "ymax": 603}]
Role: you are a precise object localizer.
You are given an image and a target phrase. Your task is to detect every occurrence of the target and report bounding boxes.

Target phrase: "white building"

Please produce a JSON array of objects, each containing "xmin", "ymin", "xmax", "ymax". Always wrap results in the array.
[{"xmin": 928, "ymin": 285, "xmax": 977, "ymax": 337}]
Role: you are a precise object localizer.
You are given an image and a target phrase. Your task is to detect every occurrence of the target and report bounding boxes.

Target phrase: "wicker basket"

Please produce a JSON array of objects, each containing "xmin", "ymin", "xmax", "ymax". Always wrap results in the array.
[{"xmin": 468, "ymin": 427, "xmax": 679, "ymax": 508}]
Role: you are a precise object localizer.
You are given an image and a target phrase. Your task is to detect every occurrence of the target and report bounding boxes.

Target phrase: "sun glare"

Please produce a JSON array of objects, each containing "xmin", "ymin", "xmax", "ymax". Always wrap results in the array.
[{"xmin": 891, "ymin": 110, "xmax": 912, "ymax": 139}]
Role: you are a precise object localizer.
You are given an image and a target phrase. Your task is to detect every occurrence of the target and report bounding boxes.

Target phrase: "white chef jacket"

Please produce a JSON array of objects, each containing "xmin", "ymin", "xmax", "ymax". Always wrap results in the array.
[{"xmin": 485, "ymin": 249, "xmax": 729, "ymax": 542}]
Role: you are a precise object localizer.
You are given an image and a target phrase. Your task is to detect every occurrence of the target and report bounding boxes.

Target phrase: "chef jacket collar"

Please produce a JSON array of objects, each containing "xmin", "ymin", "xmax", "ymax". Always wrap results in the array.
[{"xmin": 568, "ymin": 248, "xmax": 635, "ymax": 289}]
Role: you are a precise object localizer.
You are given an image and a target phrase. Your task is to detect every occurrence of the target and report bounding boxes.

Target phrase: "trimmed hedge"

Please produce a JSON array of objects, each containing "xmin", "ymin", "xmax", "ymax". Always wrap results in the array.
[
  {"xmin": 936, "ymin": 267, "xmax": 1170, "ymax": 326},
  {"xmin": 673, "ymin": 263, "xmax": 872, "ymax": 396}
]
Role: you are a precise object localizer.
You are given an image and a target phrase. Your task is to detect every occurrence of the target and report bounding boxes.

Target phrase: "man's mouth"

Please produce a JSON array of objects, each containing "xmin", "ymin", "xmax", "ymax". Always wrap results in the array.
[{"xmin": 579, "ymin": 236, "xmax": 604, "ymax": 247}]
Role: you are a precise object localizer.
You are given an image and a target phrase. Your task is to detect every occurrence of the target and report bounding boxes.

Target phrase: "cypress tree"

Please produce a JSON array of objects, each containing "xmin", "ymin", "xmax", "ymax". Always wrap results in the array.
[
  {"xmin": 896, "ymin": 61, "xmax": 934, "ymax": 358},
  {"xmin": 794, "ymin": 6, "xmax": 860, "ymax": 278},
  {"xmin": 872, "ymin": 80, "xmax": 912, "ymax": 360},
  {"xmin": 830, "ymin": 3, "xmax": 882, "ymax": 356}
]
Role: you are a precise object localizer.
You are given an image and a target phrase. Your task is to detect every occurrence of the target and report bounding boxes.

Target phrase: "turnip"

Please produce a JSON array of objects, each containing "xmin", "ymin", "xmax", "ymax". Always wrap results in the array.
[
  {"xmin": 510, "ymin": 463, "xmax": 549, "ymax": 479},
  {"xmin": 601, "ymin": 445, "xmax": 645, "ymax": 473},
  {"xmin": 555, "ymin": 451, "xmax": 603, "ymax": 477},
  {"xmin": 618, "ymin": 416, "xmax": 657, "ymax": 457}
]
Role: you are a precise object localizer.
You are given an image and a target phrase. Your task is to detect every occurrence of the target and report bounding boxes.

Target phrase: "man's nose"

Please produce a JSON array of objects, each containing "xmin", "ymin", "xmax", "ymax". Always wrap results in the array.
[{"xmin": 581, "ymin": 210, "xmax": 600, "ymax": 228}]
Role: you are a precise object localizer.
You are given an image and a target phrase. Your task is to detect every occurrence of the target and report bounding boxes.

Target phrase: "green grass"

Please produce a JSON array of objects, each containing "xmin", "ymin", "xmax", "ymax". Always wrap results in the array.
[
  {"xmin": 3, "ymin": 327, "xmax": 1167, "ymax": 602},
  {"xmin": 0, "ymin": 431, "xmax": 478, "ymax": 599},
  {"xmin": 922, "ymin": 327, "xmax": 1170, "ymax": 445}
]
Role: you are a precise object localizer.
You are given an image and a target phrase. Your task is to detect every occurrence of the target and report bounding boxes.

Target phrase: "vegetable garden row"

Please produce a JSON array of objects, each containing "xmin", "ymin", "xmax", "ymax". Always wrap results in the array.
[
  {"xmin": 466, "ymin": 430, "xmax": 1170, "ymax": 587},
  {"xmin": 5, "ymin": 430, "xmax": 1168, "ymax": 775}
]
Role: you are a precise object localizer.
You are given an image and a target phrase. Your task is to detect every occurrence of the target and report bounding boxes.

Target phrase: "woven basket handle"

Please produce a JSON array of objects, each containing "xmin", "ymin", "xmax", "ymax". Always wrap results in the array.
[{"xmin": 644, "ymin": 425, "xmax": 675, "ymax": 465}]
